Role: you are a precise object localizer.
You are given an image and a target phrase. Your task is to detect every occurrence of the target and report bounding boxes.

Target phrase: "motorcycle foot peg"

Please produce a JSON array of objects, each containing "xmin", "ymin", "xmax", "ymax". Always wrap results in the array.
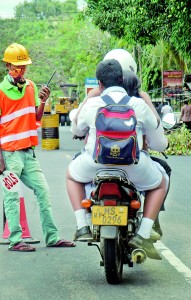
[{"xmin": 131, "ymin": 248, "xmax": 147, "ymax": 264}]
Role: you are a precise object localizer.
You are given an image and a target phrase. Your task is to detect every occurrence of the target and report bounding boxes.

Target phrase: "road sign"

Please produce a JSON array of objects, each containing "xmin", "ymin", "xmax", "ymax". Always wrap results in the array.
[
  {"xmin": 0, "ymin": 171, "xmax": 20, "ymax": 192},
  {"xmin": 85, "ymin": 78, "xmax": 98, "ymax": 96},
  {"xmin": 163, "ymin": 70, "xmax": 183, "ymax": 98}
]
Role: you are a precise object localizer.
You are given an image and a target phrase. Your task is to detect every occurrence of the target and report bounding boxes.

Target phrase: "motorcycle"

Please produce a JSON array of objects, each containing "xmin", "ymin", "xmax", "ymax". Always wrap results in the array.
[
  {"xmin": 82, "ymin": 168, "xmax": 146, "ymax": 284},
  {"xmin": 69, "ymin": 109, "xmax": 173, "ymax": 284}
]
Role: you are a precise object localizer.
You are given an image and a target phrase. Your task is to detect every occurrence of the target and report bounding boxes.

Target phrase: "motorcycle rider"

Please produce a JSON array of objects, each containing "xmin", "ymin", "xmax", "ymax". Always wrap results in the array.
[
  {"xmin": 122, "ymin": 69, "xmax": 171, "ymax": 236},
  {"xmin": 73, "ymin": 49, "xmax": 170, "ymax": 239},
  {"xmin": 161, "ymin": 102, "xmax": 173, "ymax": 117},
  {"xmin": 66, "ymin": 58, "xmax": 168, "ymax": 260}
]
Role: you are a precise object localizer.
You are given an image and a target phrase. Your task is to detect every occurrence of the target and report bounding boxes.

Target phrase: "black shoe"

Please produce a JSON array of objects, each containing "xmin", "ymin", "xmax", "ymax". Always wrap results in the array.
[
  {"xmin": 73, "ymin": 226, "xmax": 92, "ymax": 242},
  {"xmin": 129, "ymin": 234, "xmax": 162, "ymax": 260}
]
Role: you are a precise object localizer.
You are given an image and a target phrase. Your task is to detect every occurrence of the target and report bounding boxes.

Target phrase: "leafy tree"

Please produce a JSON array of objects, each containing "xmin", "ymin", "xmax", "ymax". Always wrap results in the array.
[
  {"xmin": 0, "ymin": 19, "xmax": 20, "ymax": 79},
  {"xmin": 0, "ymin": 0, "xmax": 120, "ymax": 100},
  {"xmin": 15, "ymin": 0, "xmax": 77, "ymax": 20},
  {"xmin": 141, "ymin": 40, "xmax": 188, "ymax": 93},
  {"xmin": 1, "ymin": 0, "xmax": 189, "ymax": 102},
  {"xmin": 85, "ymin": 0, "xmax": 191, "ymax": 59}
]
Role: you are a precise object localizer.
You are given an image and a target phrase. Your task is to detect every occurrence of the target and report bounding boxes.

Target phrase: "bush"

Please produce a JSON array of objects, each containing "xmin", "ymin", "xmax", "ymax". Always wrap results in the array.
[{"xmin": 149, "ymin": 124, "xmax": 191, "ymax": 156}]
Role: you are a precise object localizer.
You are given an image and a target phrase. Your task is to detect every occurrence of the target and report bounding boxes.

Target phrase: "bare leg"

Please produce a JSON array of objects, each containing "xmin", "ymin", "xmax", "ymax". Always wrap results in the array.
[
  {"xmin": 66, "ymin": 169, "xmax": 92, "ymax": 240},
  {"xmin": 144, "ymin": 175, "xmax": 167, "ymax": 220},
  {"xmin": 129, "ymin": 175, "xmax": 167, "ymax": 260},
  {"xmin": 138, "ymin": 175, "xmax": 166, "ymax": 239},
  {"xmin": 66, "ymin": 169, "xmax": 86, "ymax": 211}
]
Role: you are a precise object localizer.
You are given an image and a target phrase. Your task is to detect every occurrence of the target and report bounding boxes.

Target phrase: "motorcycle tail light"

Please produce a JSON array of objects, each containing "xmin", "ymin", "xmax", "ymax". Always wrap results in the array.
[
  {"xmin": 81, "ymin": 199, "xmax": 92, "ymax": 208},
  {"xmin": 130, "ymin": 200, "xmax": 141, "ymax": 209},
  {"xmin": 103, "ymin": 199, "xmax": 117, "ymax": 206},
  {"xmin": 98, "ymin": 183, "xmax": 121, "ymax": 199}
]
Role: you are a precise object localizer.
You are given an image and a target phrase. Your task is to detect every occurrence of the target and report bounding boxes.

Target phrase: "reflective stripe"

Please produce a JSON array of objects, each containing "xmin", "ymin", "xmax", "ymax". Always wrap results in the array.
[
  {"xmin": 0, "ymin": 130, "xmax": 38, "ymax": 145},
  {"xmin": 0, "ymin": 107, "xmax": 36, "ymax": 124}
]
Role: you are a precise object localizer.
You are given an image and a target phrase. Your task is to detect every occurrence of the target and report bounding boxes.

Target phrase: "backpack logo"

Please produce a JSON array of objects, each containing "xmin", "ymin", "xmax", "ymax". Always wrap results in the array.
[
  {"xmin": 93, "ymin": 94, "xmax": 140, "ymax": 165},
  {"xmin": 110, "ymin": 145, "xmax": 120, "ymax": 157},
  {"xmin": 124, "ymin": 118, "xmax": 134, "ymax": 126}
]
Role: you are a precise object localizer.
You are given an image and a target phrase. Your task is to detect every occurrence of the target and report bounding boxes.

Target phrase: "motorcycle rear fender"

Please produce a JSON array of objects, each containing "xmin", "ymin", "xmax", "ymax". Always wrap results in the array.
[{"xmin": 100, "ymin": 226, "xmax": 118, "ymax": 239}]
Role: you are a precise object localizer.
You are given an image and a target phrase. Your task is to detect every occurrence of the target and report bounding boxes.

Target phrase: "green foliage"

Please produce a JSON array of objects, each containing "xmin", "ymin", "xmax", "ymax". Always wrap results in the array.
[
  {"xmin": 1, "ymin": 0, "xmax": 190, "ymax": 103},
  {"xmin": 165, "ymin": 125, "xmax": 191, "ymax": 155},
  {"xmin": 150, "ymin": 125, "xmax": 191, "ymax": 156},
  {"xmin": 0, "ymin": 19, "xmax": 20, "ymax": 79},
  {"xmin": 85, "ymin": 0, "xmax": 191, "ymax": 92},
  {"xmin": 140, "ymin": 41, "xmax": 188, "ymax": 93},
  {"xmin": 0, "ymin": 0, "xmax": 120, "ymax": 101},
  {"xmin": 15, "ymin": 0, "xmax": 77, "ymax": 20},
  {"xmin": 86, "ymin": 0, "xmax": 191, "ymax": 60},
  {"xmin": 85, "ymin": 0, "xmax": 129, "ymax": 38},
  {"xmin": 69, "ymin": 20, "xmax": 122, "ymax": 96}
]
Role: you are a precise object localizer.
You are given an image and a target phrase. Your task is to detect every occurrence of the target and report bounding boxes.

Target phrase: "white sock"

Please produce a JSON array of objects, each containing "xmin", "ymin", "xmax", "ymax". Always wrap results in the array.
[
  {"xmin": 137, "ymin": 217, "xmax": 154, "ymax": 239},
  {"xmin": 75, "ymin": 209, "xmax": 88, "ymax": 230},
  {"xmin": 86, "ymin": 213, "xmax": 92, "ymax": 227}
]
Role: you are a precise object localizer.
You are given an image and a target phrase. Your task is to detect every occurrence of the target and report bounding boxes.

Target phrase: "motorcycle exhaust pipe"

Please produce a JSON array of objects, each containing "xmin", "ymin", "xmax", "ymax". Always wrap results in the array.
[{"xmin": 131, "ymin": 248, "xmax": 147, "ymax": 264}]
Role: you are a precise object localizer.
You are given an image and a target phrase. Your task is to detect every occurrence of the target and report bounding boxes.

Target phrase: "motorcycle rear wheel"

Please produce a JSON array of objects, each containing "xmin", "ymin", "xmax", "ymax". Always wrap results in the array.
[{"xmin": 104, "ymin": 238, "xmax": 123, "ymax": 284}]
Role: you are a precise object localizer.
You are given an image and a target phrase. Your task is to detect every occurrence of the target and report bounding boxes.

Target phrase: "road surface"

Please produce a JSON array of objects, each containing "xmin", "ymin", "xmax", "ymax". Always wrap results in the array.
[{"xmin": 0, "ymin": 127, "xmax": 190, "ymax": 300}]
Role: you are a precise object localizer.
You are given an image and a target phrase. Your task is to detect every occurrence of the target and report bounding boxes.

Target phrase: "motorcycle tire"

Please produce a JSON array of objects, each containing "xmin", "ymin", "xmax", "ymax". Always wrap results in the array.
[
  {"xmin": 60, "ymin": 115, "xmax": 66, "ymax": 126},
  {"xmin": 103, "ymin": 238, "xmax": 123, "ymax": 284},
  {"xmin": 66, "ymin": 115, "xmax": 71, "ymax": 126}
]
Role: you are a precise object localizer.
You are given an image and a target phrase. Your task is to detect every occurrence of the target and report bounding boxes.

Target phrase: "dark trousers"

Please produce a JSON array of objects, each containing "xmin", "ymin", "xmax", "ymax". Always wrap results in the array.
[{"xmin": 183, "ymin": 121, "xmax": 191, "ymax": 131}]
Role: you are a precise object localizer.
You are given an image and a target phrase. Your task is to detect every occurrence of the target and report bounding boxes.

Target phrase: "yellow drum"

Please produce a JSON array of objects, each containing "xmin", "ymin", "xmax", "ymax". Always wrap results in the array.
[{"xmin": 41, "ymin": 114, "xmax": 59, "ymax": 150}]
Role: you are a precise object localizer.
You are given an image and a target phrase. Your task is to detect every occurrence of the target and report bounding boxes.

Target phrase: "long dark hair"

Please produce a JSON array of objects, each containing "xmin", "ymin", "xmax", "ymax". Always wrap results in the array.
[{"xmin": 123, "ymin": 70, "xmax": 141, "ymax": 97}]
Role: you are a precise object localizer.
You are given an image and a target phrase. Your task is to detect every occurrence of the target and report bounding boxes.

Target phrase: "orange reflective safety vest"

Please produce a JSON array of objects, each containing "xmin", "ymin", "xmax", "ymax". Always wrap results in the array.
[{"xmin": 0, "ymin": 80, "xmax": 38, "ymax": 151}]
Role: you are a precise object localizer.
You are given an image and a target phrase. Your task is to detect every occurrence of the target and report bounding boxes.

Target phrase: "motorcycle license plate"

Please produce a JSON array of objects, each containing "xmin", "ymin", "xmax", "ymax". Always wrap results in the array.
[{"xmin": 92, "ymin": 206, "xmax": 128, "ymax": 226}]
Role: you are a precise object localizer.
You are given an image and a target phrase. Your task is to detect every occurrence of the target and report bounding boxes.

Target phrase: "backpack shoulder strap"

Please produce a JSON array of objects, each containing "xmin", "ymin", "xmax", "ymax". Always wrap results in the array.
[
  {"xmin": 102, "ymin": 94, "xmax": 131, "ymax": 105},
  {"xmin": 118, "ymin": 94, "xmax": 131, "ymax": 105},
  {"xmin": 101, "ymin": 94, "xmax": 115, "ymax": 105}
]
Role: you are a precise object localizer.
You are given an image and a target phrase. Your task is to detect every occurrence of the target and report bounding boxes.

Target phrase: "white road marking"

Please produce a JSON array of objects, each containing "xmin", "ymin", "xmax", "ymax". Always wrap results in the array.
[
  {"xmin": 156, "ymin": 241, "xmax": 191, "ymax": 285},
  {"xmin": 64, "ymin": 153, "xmax": 191, "ymax": 285}
]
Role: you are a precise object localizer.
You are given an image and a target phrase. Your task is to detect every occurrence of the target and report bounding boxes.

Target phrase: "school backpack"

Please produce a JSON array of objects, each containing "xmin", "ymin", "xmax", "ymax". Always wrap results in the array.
[{"xmin": 93, "ymin": 94, "xmax": 140, "ymax": 165}]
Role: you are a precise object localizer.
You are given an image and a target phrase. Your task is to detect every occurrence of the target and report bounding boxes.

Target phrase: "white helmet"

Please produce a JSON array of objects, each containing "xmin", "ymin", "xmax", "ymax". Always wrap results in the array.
[{"xmin": 103, "ymin": 49, "xmax": 137, "ymax": 74}]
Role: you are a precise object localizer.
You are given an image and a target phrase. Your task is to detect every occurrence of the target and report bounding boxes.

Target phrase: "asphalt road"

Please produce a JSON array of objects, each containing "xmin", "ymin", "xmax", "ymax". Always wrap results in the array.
[{"xmin": 0, "ymin": 127, "xmax": 191, "ymax": 300}]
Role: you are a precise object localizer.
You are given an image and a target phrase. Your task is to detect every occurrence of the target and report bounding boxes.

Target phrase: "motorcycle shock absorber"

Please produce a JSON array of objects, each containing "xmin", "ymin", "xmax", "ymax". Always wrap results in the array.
[{"xmin": 128, "ymin": 206, "xmax": 137, "ymax": 218}]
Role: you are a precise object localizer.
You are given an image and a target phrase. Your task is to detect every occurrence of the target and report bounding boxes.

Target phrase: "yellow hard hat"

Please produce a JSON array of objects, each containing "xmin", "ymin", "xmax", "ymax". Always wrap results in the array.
[{"xmin": 2, "ymin": 43, "xmax": 32, "ymax": 66}]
